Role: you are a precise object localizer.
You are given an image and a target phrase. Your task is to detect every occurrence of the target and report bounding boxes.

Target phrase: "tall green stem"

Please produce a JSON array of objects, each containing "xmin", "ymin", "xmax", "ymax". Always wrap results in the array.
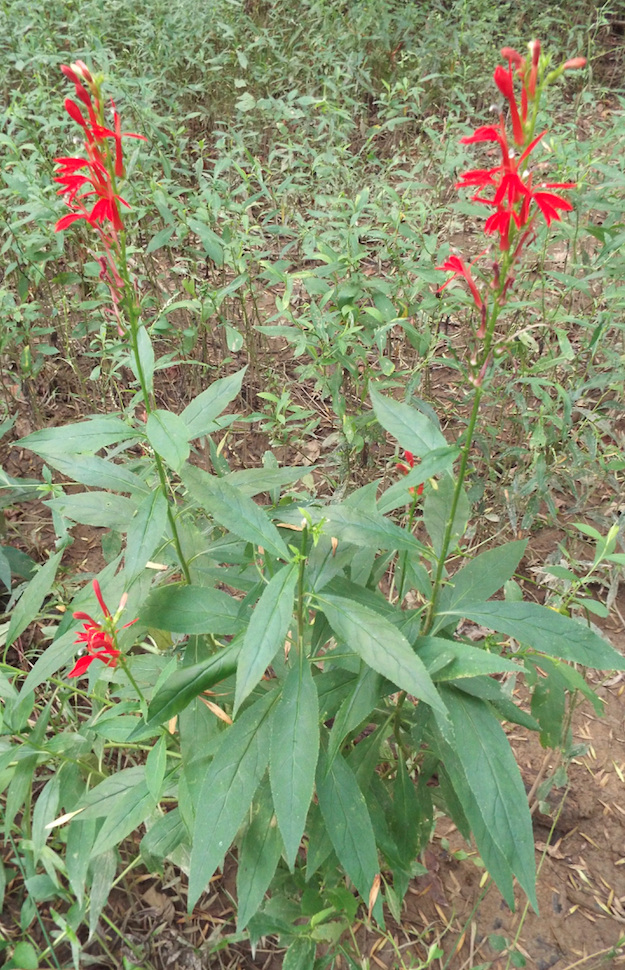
[
  {"xmin": 119, "ymin": 235, "xmax": 192, "ymax": 585},
  {"xmin": 423, "ymin": 262, "xmax": 508, "ymax": 634}
]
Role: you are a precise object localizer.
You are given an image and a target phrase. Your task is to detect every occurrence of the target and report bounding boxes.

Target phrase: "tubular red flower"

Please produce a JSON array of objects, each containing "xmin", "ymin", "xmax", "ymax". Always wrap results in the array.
[
  {"xmin": 494, "ymin": 64, "xmax": 524, "ymax": 146},
  {"xmin": 501, "ymin": 47, "xmax": 524, "ymax": 67},
  {"xmin": 437, "ymin": 255, "xmax": 483, "ymax": 309},
  {"xmin": 563, "ymin": 57, "xmax": 586, "ymax": 70}
]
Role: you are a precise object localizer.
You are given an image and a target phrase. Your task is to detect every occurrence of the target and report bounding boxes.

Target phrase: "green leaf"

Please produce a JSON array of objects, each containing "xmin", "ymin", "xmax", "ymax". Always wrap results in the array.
[
  {"xmin": 141, "ymin": 808, "xmax": 187, "ymax": 866},
  {"xmin": 269, "ymin": 660, "xmax": 319, "ymax": 868},
  {"xmin": 4, "ymin": 754, "xmax": 37, "ymax": 836},
  {"xmin": 39, "ymin": 454, "xmax": 148, "ymax": 494},
  {"xmin": 21, "ymin": 629, "xmax": 82, "ymax": 695},
  {"xmin": 370, "ymin": 388, "xmax": 447, "ymax": 456},
  {"xmin": 321, "ymin": 505, "xmax": 427, "ymax": 555},
  {"xmin": 283, "ymin": 937, "xmax": 316, "ymax": 970},
  {"xmin": 135, "ymin": 326, "xmax": 155, "ymax": 396},
  {"xmin": 146, "ymin": 410, "xmax": 190, "ymax": 471},
  {"xmin": 328, "ymin": 665, "xmax": 382, "ymax": 766},
  {"xmin": 46, "ymin": 492, "xmax": 136, "ymax": 531},
  {"xmin": 390, "ymin": 754, "xmax": 421, "ymax": 863},
  {"xmin": 377, "ymin": 446, "xmax": 459, "ymax": 514},
  {"xmin": 18, "ymin": 416, "xmax": 138, "ymax": 457},
  {"xmin": 0, "ymin": 546, "xmax": 11, "ymax": 590},
  {"xmin": 423, "ymin": 474, "xmax": 469, "ymax": 556},
  {"xmin": 437, "ymin": 687, "xmax": 537, "ymax": 910},
  {"xmin": 89, "ymin": 849, "xmax": 116, "ymax": 940},
  {"xmin": 187, "ymin": 217, "xmax": 224, "ymax": 264},
  {"xmin": 5, "ymin": 942, "xmax": 38, "ymax": 970},
  {"xmin": 226, "ymin": 465, "xmax": 310, "ymax": 497},
  {"xmin": 31, "ymin": 774, "xmax": 60, "ymax": 861},
  {"xmin": 440, "ymin": 601, "xmax": 625, "ymax": 669},
  {"xmin": 188, "ymin": 688, "xmax": 278, "ymax": 910},
  {"xmin": 145, "ymin": 736, "xmax": 167, "ymax": 800},
  {"xmin": 319, "ymin": 595, "xmax": 448, "ymax": 720},
  {"xmin": 316, "ymin": 744, "xmax": 379, "ymax": 910},
  {"xmin": 237, "ymin": 781, "xmax": 283, "ymax": 930},
  {"xmin": 6, "ymin": 550, "xmax": 63, "ymax": 648},
  {"xmin": 181, "ymin": 368, "xmax": 246, "ymax": 440},
  {"xmin": 125, "ymin": 489, "xmax": 168, "ymax": 580},
  {"xmin": 182, "ymin": 465, "xmax": 290, "ymax": 560},
  {"xmin": 140, "ymin": 584, "xmax": 246, "ymax": 634},
  {"xmin": 146, "ymin": 225, "xmax": 175, "ymax": 254},
  {"xmin": 66, "ymin": 817, "xmax": 96, "ymax": 907},
  {"xmin": 235, "ymin": 563, "xmax": 297, "ymax": 712},
  {"xmin": 133, "ymin": 641, "xmax": 241, "ymax": 737},
  {"xmin": 415, "ymin": 636, "xmax": 521, "ymax": 680},
  {"xmin": 78, "ymin": 766, "xmax": 146, "ymax": 820},
  {"xmin": 432, "ymin": 540, "xmax": 528, "ymax": 633},
  {"xmin": 91, "ymin": 777, "xmax": 159, "ymax": 857}
]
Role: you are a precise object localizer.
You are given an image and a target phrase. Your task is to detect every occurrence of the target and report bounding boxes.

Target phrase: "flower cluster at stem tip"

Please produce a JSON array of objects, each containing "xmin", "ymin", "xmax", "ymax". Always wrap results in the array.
[
  {"xmin": 69, "ymin": 579, "xmax": 136, "ymax": 679},
  {"xmin": 53, "ymin": 61, "xmax": 146, "ymax": 334},
  {"xmin": 437, "ymin": 40, "xmax": 586, "ymax": 338}
]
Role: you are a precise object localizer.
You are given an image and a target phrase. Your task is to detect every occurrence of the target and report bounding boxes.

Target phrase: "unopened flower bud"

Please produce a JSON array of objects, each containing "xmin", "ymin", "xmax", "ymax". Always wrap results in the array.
[{"xmin": 563, "ymin": 57, "xmax": 586, "ymax": 70}]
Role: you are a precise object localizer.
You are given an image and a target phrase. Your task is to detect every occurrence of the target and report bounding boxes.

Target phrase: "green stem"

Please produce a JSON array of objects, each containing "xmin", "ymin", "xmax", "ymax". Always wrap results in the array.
[
  {"xmin": 424, "ymin": 265, "xmax": 508, "ymax": 634},
  {"xmin": 118, "ymin": 234, "xmax": 192, "ymax": 585}
]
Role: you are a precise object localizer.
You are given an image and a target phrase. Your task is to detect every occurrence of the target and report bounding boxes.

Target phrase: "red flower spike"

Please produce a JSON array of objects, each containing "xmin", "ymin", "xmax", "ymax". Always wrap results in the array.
[{"xmin": 68, "ymin": 580, "xmax": 136, "ymax": 679}]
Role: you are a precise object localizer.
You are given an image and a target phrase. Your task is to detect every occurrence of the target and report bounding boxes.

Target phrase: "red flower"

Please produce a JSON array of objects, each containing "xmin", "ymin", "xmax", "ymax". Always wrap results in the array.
[
  {"xmin": 396, "ymin": 451, "xmax": 424, "ymax": 496},
  {"xmin": 494, "ymin": 64, "xmax": 524, "ymax": 146},
  {"xmin": 436, "ymin": 255, "xmax": 484, "ymax": 309},
  {"xmin": 68, "ymin": 580, "xmax": 136, "ymax": 679}
]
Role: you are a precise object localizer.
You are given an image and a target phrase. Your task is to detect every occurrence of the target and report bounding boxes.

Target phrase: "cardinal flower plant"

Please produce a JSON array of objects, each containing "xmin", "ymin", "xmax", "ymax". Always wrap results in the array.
[{"xmin": 4, "ymin": 42, "xmax": 623, "ymax": 970}]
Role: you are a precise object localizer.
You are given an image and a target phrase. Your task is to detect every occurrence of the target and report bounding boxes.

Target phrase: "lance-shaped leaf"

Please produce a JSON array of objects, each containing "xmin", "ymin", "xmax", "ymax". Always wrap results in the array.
[
  {"xmin": 39, "ymin": 454, "xmax": 148, "ymax": 495},
  {"xmin": 439, "ymin": 601, "xmax": 625, "ymax": 670},
  {"xmin": 91, "ymin": 777, "xmax": 159, "ymax": 857},
  {"xmin": 237, "ymin": 781, "xmax": 283, "ymax": 930},
  {"xmin": 235, "ymin": 563, "xmax": 297, "ymax": 713},
  {"xmin": 181, "ymin": 368, "xmax": 246, "ymax": 440},
  {"xmin": 321, "ymin": 505, "xmax": 427, "ymax": 555},
  {"xmin": 415, "ymin": 636, "xmax": 521, "ymax": 680},
  {"xmin": 146, "ymin": 410, "xmax": 190, "ymax": 471},
  {"xmin": 269, "ymin": 660, "xmax": 319, "ymax": 868},
  {"xmin": 183, "ymin": 464, "xmax": 290, "ymax": 560},
  {"xmin": 434, "ymin": 686, "xmax": 537, "ymax": 910},
  {"xmin": 18, "ymin": 416, "xmax": 139, "ymax": 457},
  {"xmin": 370, "ymin": 388, "xmax": 447, "ymax": 456},
  {"xmin": 423, "ymin": 473, "xmax": 469, "ymax": 557},
  {"xmin": 327, "ymin": 665, "xmax": 382, "ymax": 767},
  {"xmin": 188, "ymin": 688, "xmax": 278, "ymax": 910},
  {"xmin": 432, "ymin": 540, "xmax": 527, "ymax": 633},
  {"xmin": 318, "ymin": 595, "xmax": 448, "ymax": 721},
  {"xmin": 6, "ymin": 550, "xmax": 63, "ymax": 649},
  {"xmin": 125, "ymin": 489, "xmax": 168, "ymax": 581},
  {"xmin": 140, "ymin": 584, "xmax": 246, "ymax": 635},
  {"xmin": 316, "ymin": 745, "xmax": 379, "ymax": 914},
  {"xmin": 131, "ymin": 641, "xmax": 242, "ymax": 738},
  {"xmin": 45, "ymin": 492, "xmax": 136, "ymax": 531}
]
